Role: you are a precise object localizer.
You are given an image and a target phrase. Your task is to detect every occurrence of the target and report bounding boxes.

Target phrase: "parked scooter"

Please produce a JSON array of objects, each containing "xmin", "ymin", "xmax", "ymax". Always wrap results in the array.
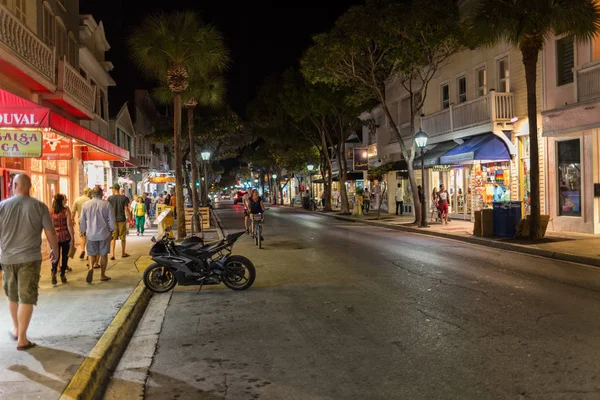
[{"xmin": 143, "ymin": 227, "xmax": 256, "ymax": 293}]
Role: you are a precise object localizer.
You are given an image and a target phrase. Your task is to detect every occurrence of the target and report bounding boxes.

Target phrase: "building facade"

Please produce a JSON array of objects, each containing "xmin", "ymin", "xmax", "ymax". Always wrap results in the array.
[
  {"xmin": 375, "ymin": 0, "xmax": 544, "ymax": 221},
  {"xmin": 0, "ymin": 0, "xmax": 127, "ymax": 208},
  {"xmin": 541, "ymin": 32, "xmax": 600, "ymax": 234}
]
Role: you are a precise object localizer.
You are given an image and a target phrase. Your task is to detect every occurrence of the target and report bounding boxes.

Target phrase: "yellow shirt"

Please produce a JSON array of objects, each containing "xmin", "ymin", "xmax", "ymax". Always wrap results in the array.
[{"xmin": 135, "ymin": 203, "xmax": 146, "ymax": 216}]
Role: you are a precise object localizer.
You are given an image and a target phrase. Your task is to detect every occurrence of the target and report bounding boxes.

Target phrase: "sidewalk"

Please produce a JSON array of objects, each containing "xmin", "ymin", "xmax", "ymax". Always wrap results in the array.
[
  {"xmin": 0, "ymin": 228, "xmax": 157, "ymax": 400},
  {"xmin": 278, "ymin": 205, "xmax": 600, "ymax": 267}
]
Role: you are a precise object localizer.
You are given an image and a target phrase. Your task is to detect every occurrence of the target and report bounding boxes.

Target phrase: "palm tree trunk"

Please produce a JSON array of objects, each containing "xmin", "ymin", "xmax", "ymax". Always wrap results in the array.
[
  {"xmin": 174, "ymin": 94, "xmax": 186, "ymax": 239},
  {"xmin": 522, "ymin": 46, "xmax": 541, "ymax": 240},
  {"xmin": 187, "ymin": 106, "xmax": 201, "ymax": 233}
]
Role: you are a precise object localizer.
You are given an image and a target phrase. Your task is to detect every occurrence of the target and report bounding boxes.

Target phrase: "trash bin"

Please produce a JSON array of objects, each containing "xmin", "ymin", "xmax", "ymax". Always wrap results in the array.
[
  {"xmin": 493, "ymin": 201, "xmax": 522, "ymax": 238},
  {"xmin": 481, "ymin": 208, "xmax": 494, "ymax": 237}
]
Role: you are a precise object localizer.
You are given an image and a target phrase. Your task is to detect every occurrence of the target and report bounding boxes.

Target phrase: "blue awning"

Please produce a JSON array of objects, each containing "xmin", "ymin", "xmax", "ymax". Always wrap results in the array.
[
  {"xmin": 414, "ymin": 141, "xmax": 460, "ymax": 168},
  {"xmin": 440, "ymin": 133, "xmax": 510, "ymax": 164}
]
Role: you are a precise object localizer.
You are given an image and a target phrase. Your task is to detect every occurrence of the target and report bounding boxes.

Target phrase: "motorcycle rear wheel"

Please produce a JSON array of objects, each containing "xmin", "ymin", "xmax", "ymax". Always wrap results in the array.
[
  {"xmin": 143, "ymin": 263, "xmax": 177, "ymax": 293},
  {"xmin": 222, "ymin": 255, "xmax": 256, "ymax": 291}
]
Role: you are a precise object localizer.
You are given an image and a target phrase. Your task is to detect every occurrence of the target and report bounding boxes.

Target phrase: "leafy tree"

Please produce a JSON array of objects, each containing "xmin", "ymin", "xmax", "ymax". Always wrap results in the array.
[
  {"xmin": 469, "ymin": 0, "xmax": 600, "ymax": 239},
  {"xmin": 302, "ymin": 0, "xmax": 462, "ymax": 223},
  {"xmin": 130, "ymin": 11, "xmax": 228, "ymax": 238}
]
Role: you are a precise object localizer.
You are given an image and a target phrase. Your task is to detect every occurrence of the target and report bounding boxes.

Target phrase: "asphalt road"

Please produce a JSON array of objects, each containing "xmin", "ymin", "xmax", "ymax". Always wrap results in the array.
[{"xmin": 144, "ymin": 201, "xmax": 600, "ymax": 400}]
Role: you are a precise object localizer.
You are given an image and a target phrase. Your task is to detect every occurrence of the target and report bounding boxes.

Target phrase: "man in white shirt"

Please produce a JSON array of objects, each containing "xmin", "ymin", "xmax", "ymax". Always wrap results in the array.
[{"xmin": 395, "ymin": 183, "xmax": 404, "ymax": 216}]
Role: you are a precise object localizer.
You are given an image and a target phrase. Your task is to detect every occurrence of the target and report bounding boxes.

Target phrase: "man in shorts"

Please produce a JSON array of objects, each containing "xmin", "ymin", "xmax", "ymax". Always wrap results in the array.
[
  {"xmin": 71, "ymin": 187, "xmax": 91, "ymax": 259},
  {"xmin": 108, "ymin": 183, "xmax": 131, "ymax": 261},
  {"xmin": 80, "ymin": 187, "xmax": 115, "ymax": 283},
  {"xmin": 0, "ymin": 174, "xmax": 59, "ymax": 351},
  {"xmin": 242, "ymin": 188, "xmax": 251, "ymax": 233}
]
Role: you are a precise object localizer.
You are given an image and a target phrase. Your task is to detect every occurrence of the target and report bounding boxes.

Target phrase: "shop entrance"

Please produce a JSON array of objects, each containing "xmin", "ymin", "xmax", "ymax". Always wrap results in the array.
[
  {"xmin": 47, "ymin": 177, "xmax": 59, "ymax": 206},
  {"xmin": 447, "ymin": 166, "xmax": 471, "ymax": 220}
]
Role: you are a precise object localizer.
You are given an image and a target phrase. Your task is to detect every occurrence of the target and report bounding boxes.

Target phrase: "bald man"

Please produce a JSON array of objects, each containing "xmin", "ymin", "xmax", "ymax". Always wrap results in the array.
[{"xmin": 0, "ymin": 174, "xmax": 59, "ymax": 351}]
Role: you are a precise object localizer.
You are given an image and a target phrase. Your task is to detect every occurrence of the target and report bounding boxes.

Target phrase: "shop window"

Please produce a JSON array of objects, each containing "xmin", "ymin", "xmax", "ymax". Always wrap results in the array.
[
  {"xmin": 476, "ymin": 67, "xmax": 487, "ymax": 97},
  {"xmin": 519, "ymin": 136, "xmax": 531, "ymax": 215},
  {"xmin": 45, "ymin": 159, "xmax": 57, "ymax": 173},
  {"xmin": 557, "ymin": 139, "xmax": 581, "ymax": 216},
  {"xmin": 4, "ymin": 157, "xmax": 23, "ymax": 170},
  {"xmin": 441, "ymin": 83, "xmax": 449, "ymax": 109},
  {"xmin": 31, "ymin": 173, "xmax": 43, "ymax": 201},
  {"xmin": 497, "ymin": 57, "xmax": 510, "ymax": 92},
  {"xmin": 43, "ymin": 6, "xmax": 54, "ymax": 47},
  {"xmin": 556, "ymin": 36, "xmax": 574, "ymax": 86},
  {"xmin": 58, "ymin": 160, "xmax": 68, "ymax": 175},
  {"xmin": 457, "ymin": 76, "xmax": 467, "ymax": 103}
]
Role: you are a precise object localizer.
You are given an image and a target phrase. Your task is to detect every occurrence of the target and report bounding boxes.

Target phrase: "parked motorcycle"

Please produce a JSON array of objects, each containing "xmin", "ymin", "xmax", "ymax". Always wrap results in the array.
[{"xmin": 143, "ymin": 228, "xmax": 256, "ymax": 293}]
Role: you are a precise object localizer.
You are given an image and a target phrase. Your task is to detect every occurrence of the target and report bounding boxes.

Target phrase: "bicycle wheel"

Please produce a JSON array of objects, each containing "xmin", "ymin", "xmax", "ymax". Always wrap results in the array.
[{"xmin": 258, "ymin": 224, "xmax": 262, "ymax": 249}]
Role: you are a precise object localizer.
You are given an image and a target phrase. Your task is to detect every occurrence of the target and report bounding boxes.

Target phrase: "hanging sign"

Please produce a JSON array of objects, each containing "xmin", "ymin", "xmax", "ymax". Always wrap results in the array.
[
  {"xmin": 40, "ymin": 131, "xmax": 72, "ymax": 160},
  {"xmin": 353, "ymin": 148, "xmax": 369, "ymax": 171},
  {"xmin": 0, "ymin": 129, "xmax": 42, "ymax": 157},
  {"xmin": 432, "ymin": 165, "xmax": 452, "ymax": 172},
  {"xmin": 149, "ymin": 176, "xmax": 175, "ymax": 183}
]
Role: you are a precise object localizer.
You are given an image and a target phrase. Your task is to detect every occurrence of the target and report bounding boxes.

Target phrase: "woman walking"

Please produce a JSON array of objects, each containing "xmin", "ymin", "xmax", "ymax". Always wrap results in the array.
[
  {"xmin": 50, "ymin": 194, "xmax": 74, "ymax": 285},
  {"xmin": 430, "ymin": 187, "xmax": 439, "ymax": 222},
  {"xmin": 133, "ymin": 196, "xmax": 147, "ymax": 236}
]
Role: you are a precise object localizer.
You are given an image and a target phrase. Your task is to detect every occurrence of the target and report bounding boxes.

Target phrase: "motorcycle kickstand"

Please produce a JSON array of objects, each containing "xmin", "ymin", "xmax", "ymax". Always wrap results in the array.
[{"xmin": 196, "ymin": 282, "xmax": 204, "ymax": 294}]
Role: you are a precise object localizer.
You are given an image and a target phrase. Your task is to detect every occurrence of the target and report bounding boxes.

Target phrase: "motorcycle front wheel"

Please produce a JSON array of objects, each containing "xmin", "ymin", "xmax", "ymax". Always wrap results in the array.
[
  {"xmin": 143, "ymin": 263, "xmax": 177, "ymax": 293},
  {"xmin": 222, "ymin": 255, "xmax": 256, "ymax": 291}
]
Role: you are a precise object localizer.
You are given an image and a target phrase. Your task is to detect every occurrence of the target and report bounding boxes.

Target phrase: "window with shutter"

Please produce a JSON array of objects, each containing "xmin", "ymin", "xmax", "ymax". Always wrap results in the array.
[
  {"xmin": 43, "ymin": 6, "xmax": 54, "ymax": 46},
  {"xmin": 556, "ymin": 37, "xmax": 574, "ymax": 86},
  {"xmin": 15, "ymin": 0, "xmax": 26, "ymax": 23},
  {"xmin": 457, "ymin": 76, "xmax": 467, "ymax": 103},
  {"xmin": 476, "ymin": 67, "xmax": 487, "ymax": 97}
]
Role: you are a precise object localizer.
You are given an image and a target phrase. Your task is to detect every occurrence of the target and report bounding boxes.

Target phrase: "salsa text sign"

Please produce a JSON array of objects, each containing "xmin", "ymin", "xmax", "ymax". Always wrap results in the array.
[
  {"xmin": 0, "ymin": 129, "xmax": 42, "ymax": 157},
  {"xmin": 353, "ymin": 148, "xmax": 369, "ymax": 171},
  {"xmin": 40, "ymin": 131, "xmax": 72, "ymax": 160}
]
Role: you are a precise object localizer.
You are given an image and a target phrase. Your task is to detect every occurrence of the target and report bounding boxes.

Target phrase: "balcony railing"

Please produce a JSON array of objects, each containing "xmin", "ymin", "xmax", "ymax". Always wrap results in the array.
[
  {"xmin": 138, "ymin": 154, "xmax": 160, "ymax": 170},
  {"xmin": 421, "ymin": 91, "xmax": 514, "ymax": 138},
  {"xmin": 58, "ymin": 59, "xmax": 95, "ymax": 115},
  {"xmin": 576, "ymin": 62, "xmax": 600, "ymax": 102},
  {"xmin": 0, "ymin": 5, "xmax": 55, "ymax": 86}
]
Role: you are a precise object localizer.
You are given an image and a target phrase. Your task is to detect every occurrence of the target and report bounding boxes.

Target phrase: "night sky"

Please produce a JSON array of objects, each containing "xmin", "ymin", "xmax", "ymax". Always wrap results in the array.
[{"xmin": 80, "ymin": 0, "xmax": 362, "ymax": 118}]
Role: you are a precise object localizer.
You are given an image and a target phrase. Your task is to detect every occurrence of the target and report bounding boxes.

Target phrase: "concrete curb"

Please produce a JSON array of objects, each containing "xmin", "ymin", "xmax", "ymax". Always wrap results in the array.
[
  {"xmin": 271, "ymin": 204, "xmax": 600, "ymax": 267},
  {"xmin": 212, "ymin": 209, "xmax": 225, "ymax": 240},
  {"xmin": 59, "ymin": 280, "xmax": 153, "ymax": 400}
]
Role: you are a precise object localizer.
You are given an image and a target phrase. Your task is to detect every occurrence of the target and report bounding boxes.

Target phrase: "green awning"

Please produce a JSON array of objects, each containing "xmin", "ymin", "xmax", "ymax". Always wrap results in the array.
[{"xmin": 413, "ymin": 141, "xmax": 460, "ymax": 168}]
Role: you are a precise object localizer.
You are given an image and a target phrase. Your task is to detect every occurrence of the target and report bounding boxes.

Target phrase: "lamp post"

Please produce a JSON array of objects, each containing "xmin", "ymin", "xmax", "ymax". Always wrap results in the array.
[
  {"xmin": 272, "ymin": 174, "xmax": 277, "ymax": 204},
  {"xmin": 201, "ymin": 151, "xmax": 211, "ymax": 205},
  {"xmin": 307, "ymin": 164, "xmax": 314, "ymax": 199},
  {"xmin": 415, "ymin": 129, "xmax": 429, "ymax": 228}
]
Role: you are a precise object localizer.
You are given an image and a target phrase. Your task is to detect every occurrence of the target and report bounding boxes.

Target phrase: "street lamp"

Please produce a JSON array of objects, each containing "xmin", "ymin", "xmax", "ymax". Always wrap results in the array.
[
  {"xmin": 307, "ymin": 164, "xmax": 314, "ymax": 199},
  {"xmin": 201, "ymin": 151, "xmax": 211, "ymax": 204},
  {"xmin": 415, "ymin": 128, "xmax": 429, "ymax": 228}
]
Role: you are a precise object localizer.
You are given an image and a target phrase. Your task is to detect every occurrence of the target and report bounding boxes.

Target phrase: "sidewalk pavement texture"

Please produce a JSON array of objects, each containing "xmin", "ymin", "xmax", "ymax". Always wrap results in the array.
[
  {"xmin": 276, "ymin": 205, "xmax": 600, "ymax": 267},
  {"xmin": 0, "ymin": 217, "xmax": 222, "ymax": 400}
]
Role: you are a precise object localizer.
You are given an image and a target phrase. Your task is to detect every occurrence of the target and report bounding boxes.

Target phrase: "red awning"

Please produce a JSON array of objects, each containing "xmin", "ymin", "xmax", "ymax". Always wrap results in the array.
[
  {"xmin": 113, "ymin": 157, "xmax": 141, "ymax": 168},
  {"xmin": 0, "ymin": 89, "xmax": 128, "ymax": 161}
]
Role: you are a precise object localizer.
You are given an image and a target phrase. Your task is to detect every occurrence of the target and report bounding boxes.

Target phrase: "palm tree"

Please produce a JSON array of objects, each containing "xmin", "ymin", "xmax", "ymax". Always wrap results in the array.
[
  {"xmin": 129, "ymin": 12, "xmax": 228, "ymax": 239},
  {"xmin": 153, "ymin": 76, "xmax": 226, "ymax": 233},
  {"xmin": 470, "ymin": 0, "xmax": 600, "ymax": 239}
]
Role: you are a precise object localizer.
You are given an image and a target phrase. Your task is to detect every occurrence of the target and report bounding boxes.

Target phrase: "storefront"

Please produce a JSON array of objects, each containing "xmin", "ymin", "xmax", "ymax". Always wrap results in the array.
[
  {"xmin": 0, "ymin": 88, "xmax": 129, "ymax": 205},
  {"xmin": 439, "ymin": 133, "xmax": 513, "ymax": 221}
]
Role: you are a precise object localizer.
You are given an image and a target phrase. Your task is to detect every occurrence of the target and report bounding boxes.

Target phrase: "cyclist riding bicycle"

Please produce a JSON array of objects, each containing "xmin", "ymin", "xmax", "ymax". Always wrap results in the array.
[
  {"xmin": 242, "ymin": 188, "xmax": 252, "ymax": 234},
  {"xmin": 249, "ymin": 189, "xmax": 265, "ymax": 240}
]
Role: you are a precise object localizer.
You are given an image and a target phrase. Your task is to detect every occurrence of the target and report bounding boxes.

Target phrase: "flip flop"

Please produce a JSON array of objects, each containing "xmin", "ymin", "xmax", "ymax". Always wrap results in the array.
[
  {"xmin": 100, "ymin": 276, "xmax": 111, "ymax": 282},
  {"xmin": 86, "ymin": 269, "xmax": 93, "ymax": 284},
  {"xmin": 110, "ymin": 256, "xmax": 116, "ymax": 261},
  {"xmin": 17, "ymin": 341, "xmax": 36, "ymax": 351},
  {"xmin": 122, "ymin": 254, "xmax": 131, "ymax": 258},
  {"xmin": 8, "ymin": 330, "xmax": 17, "ymax": 341},
  {"xmin": 93, "ymin": 265, "xmax": 101, "ymax": 269}
]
